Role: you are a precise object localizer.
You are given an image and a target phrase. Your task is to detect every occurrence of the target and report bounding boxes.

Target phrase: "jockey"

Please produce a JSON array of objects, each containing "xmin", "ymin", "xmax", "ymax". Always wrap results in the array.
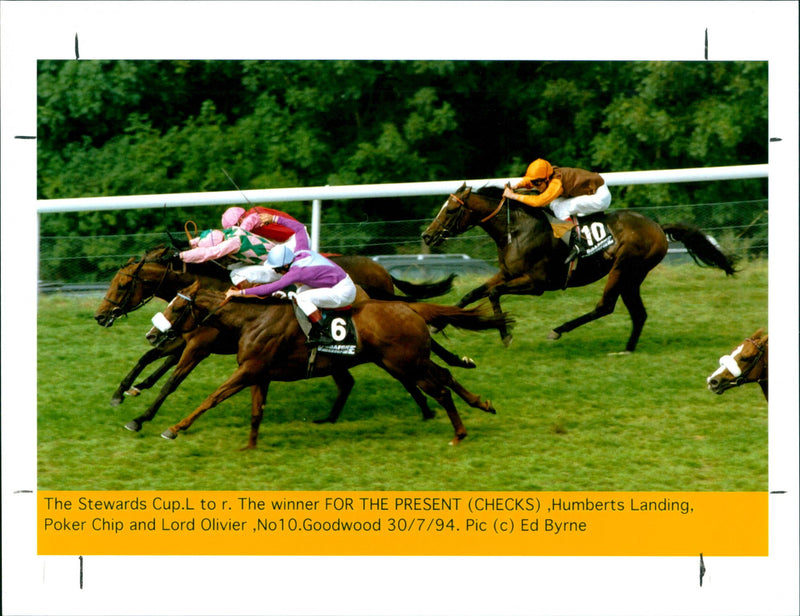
[
  {"xmin": 502, "ymin": 158, "xmax": 611, "ymax": 263},
  {"xmin": 225, "ymin": 215, "xmax": 357, "ymax": 345},
  {"xmin": 221, "ymin": 206, "xmax": 297, "ymax": 244},
  {"xmin": 178, "ymin": 225, "xmax": 275, "ymax": 269},
  {"xmin": 217, "ymin": 206, "xmax": 301, "ymax": 286}
]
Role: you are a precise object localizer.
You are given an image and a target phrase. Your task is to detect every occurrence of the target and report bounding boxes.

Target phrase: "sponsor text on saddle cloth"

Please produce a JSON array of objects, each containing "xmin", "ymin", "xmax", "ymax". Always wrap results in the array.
[{"xmin": 293, "ymin": 302, "xmax": 358, "ymax": 355}]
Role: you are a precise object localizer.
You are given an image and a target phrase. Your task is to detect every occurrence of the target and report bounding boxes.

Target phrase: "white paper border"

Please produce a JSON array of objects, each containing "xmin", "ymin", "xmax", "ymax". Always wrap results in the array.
[{"xmin": 2, "ymin": 2, "xmax": 797, "ymax": 615}]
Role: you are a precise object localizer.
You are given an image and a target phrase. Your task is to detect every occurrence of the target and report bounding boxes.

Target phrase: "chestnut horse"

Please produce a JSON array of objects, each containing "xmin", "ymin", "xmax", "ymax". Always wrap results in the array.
[
  {"xmin": 94, "ymin": 246, "xmax": 467, "ymax": 408},
  {"xmin": 707, "ymin": 329, "xmax": 768, "ymax": 400},
  {"xmin": 422, "ymin": 184, "xmax": 737, "ymax": 352},
  {"xmin": 145, "ymin": 280, "xmax": 510, "ymax": 447}
]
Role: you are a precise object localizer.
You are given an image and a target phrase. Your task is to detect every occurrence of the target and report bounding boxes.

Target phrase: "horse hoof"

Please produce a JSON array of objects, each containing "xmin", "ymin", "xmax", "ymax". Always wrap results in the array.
[
  {"xmin": 547, "ymin": 330, "xmax": 562, "ymax": 340},
  {"xmin": 161, "ymin": 428, "xmax": 178, "ymax": 440},
  {"xmin": 501, "ymin": 334, "xmax": 513, "ymax": 348},
  {"xmin": 125, "ymin": 387, "xmax": 141, "ymax": 397},
  {"xmin": 124, "ymin": 420, "xmax": 142, "ymax": 432},
  {"xmin": 110, "ymin": 396, "xmax": 123, "ymax": 407},
  {"xmin": 422, "ymin": 409, "xmax": 436, "ymax": 420},
  {"xmin": 461, "ymin": 356, "xmax": 477, "ymax": 369},
  {"xmin": 483, "ymin": 401, "xmax": 497, "ymax": 415},
  {"xmin": 449, "ymin": 433, "xmax": 467, "ymax": 446}
]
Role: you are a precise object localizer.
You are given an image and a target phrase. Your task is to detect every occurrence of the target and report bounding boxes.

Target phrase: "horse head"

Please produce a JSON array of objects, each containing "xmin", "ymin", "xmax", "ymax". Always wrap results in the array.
[
  {"xmin": 144, "ymin": 280, "xmax": 205, "ymax": 347},
  {"xmin": 707, "ymin": 328, "xmax": 768, "ymax": 395},
  {"xmin": 421, "ymin": 184, "xmax": 477, "ymax": 247},
  {"xmin": 94, "ymin": 246, "xmax": 179, "ymax": 327}
]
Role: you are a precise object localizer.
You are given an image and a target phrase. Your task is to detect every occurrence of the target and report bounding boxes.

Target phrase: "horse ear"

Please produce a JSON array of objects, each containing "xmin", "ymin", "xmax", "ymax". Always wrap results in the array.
[{"xmin": 166, "ymin": 229, "xmax": 191, "ymax": 252}]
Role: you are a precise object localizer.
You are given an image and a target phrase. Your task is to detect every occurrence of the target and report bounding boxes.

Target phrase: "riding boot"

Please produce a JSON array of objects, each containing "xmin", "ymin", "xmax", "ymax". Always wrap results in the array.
[
  {"xmin": 564, "ymin": 227, "xmax": 589, "ymax": 264},
  {"xmin": 305, "ymin": 310, "xmax": 324, "ymax": 347}
]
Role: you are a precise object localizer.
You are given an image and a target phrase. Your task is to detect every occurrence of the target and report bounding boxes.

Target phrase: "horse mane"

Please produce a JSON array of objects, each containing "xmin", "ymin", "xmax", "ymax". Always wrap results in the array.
[
  {"xmin": 474, "ymin": 185, "xmax": 505, "ymax": 201},
  {"xmin": 473, "ymin": 184, "xmax": 549, "ymax": 223}
]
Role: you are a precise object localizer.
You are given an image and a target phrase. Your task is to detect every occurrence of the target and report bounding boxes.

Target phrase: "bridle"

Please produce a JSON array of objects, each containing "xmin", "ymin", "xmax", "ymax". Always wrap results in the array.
[
  {"xmin": 440, "ymin": 190, "xmax": 508, "ymax": 232},
  {"xmin": 149, "ymin": 291, "xmax": 232, "ymax": 346},
  {"xmin": 150, "ymin": 292, "xmax": 201, "ymax": 343},
  {"xmin": 719, "ymin": 337, "xmax": 768, "ymax": 387},
  {"xmin": 102, "ymin": 254, "xmax": 172, "ymax": 322}
]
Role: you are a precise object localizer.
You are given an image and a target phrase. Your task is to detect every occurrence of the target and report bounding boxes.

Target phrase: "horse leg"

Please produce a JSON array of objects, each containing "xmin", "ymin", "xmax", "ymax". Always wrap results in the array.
[
  {"xmin": 124, "ymin": 346, "xmax": 212, "ymax": 432},
  {"xmin": 488, "ymin": 291, "xmax": 512, "ymax": 347},
  {"xmin": 430, "ymin": 339, "xmax": 476, "ymax": 369},
  {"xmin": 426, "ymin": 361, "xmax": 496, "ymax": 415},
  {"xmin": 414, "ymin": 368, "xmax": 468, "ymax": 445},
  {"xmin": 455, "ymin": 272, "xmax": 506, "ymax": 308},
  {"xmin": 110, "ymin": 339, "xmax": 183, "ymax": 406},
  {"xmin": 399, "ymin": 381, "xmax": 436, "ymax": 420},
  {"xmin": 549, "ymin": 268, "xmax": 623, "ymax": 343},
  {"xmin": 129, "ymin": 352, "xmax": 181, "ymax": 395},
  {"xmin": 485, "ymin": 273, "xmax": 540, "ymax": 346},
  {"xmin": 162, "ymin": 362, "xmax": 256, "ymax": 440},
  {"xmin": 243, "ymin": 382, "xmax": 269, "ymax": 451},
  {"xmin": 619, "ymin": 279, "xmax": 648, "ymax": 353},
  {"xmin": 313, "ymin": 370, "xmax": 355, "ymax": 424}
]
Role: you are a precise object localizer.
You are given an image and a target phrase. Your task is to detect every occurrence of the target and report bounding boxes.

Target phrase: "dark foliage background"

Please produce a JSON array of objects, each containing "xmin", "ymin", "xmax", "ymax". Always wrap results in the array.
[{"xmin": 37, "ymin": 60, "xmax": 768, "ymax": 281}]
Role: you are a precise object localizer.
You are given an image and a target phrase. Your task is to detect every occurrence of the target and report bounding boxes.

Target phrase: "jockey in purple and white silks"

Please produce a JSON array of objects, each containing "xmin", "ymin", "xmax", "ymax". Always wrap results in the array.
[{"xmin": 225, "ymin": 215, "xmax": 357, "ymax": 343}]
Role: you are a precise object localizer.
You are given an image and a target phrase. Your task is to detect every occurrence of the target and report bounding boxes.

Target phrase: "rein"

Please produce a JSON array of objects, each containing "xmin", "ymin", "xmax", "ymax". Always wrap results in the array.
[
  {"xmin": 103, "ymin": 253, "xmax": 176, "ymax": 319},
  {"xmin": 449, "ymin": 192, "xmax": 512, "ymax": 245}
]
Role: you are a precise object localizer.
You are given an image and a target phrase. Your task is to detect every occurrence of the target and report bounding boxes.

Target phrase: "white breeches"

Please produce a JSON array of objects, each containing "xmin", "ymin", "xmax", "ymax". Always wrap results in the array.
[
  {"xmin": 550, "ymin": 184, "xmax": 612, "ymax": 221},
  {"xmin": 294, "ymin": 276, "xmax": 358, "ymax": 316},
  {"xmin": 227, "ymin": 237, "xmax": 299, "ymax": 285},
  {"xmin": 229, "ymin": 264, "xmax": 281, "ymax": 286}
]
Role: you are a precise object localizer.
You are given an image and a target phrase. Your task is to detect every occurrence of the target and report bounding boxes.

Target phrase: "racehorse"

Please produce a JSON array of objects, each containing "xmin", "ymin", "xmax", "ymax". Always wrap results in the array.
[
  {"xmin": 707, "ymin": 329, "xmax": 768, "ymax": 400},
  {"xmin": 145, "ymin": 280, "xmax": 510, "ymax": 447},
  {"xmin": 94, "ymin": 245, "xmax": 468, "ymax": 407},
  {"xmin": 422, "ymin": 184, "xmax": 737, "ymax": 352}
]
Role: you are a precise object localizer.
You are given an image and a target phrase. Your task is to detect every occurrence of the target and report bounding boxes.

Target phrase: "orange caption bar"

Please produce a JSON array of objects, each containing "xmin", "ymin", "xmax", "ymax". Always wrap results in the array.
[{"xmin": 38, "ymin": 491, "xmax": 767, "ymax": 556}]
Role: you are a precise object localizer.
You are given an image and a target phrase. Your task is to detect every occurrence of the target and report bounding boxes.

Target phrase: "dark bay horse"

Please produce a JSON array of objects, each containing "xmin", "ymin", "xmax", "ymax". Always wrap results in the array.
[
  {"xmin": 94, "ymin": 245, "xmax": 467, "ymax": 407},
  {"xmin": 422, "ymin": 184, "xmax": 737, "ymax": 352},
  {"xmin": 707, "ymin": 329, "xmax": 768, "ymax": 400},
  {"xmin": 145, "ymin": 280, "xmax": 510, "ymax": 447}
]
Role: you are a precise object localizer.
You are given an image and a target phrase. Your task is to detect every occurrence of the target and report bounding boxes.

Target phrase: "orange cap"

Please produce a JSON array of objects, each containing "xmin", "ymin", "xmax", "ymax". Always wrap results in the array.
[{"xmin": 524, "ymin": 158, "xmax": 553, "ymax": 181}]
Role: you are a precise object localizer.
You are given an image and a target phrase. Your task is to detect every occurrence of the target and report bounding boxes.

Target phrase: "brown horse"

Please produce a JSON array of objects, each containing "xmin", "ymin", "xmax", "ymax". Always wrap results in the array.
[
  {"xmin": 94, "ymin": 245, "xmax": 468, "ymax": 408},
  {"xmin": 145, "ymin": 280, "xmax": 510, "ymax": 447},
  {"xmin": 707, "ymin": 329, "xmax": 768, "ymax": 400},
  {"xmin": 422, "ymin": 184, "xmax": 737, "ymax": 352}
]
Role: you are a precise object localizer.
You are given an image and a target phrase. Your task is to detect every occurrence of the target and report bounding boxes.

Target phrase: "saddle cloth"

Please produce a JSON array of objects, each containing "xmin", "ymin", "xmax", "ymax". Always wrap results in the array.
[
  {"xmin": 292, "ymin": 303, "xmax": 358, "ymax": 356},
  {"xmin": 573, "ymin": 213, "xmax": 615, "ymax": 257}
]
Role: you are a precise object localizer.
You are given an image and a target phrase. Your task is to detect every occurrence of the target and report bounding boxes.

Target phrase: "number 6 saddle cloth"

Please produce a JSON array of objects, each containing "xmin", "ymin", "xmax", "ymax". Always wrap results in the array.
[{"xmin": 292, "ymin": 303, "xmax": 358, "ymax": 356}]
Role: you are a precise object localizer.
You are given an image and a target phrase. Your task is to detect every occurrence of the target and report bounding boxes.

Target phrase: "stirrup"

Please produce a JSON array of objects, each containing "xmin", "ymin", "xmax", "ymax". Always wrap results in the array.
[{"xmin": 564, "ymin": 246, "xmax": 581, "ymax": 264}]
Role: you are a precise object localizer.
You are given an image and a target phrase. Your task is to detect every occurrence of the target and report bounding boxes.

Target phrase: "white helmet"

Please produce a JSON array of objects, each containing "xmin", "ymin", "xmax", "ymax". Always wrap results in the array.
[{"xmin": 267, "ymin": 244, "xmax": 294, "ymax": 268}]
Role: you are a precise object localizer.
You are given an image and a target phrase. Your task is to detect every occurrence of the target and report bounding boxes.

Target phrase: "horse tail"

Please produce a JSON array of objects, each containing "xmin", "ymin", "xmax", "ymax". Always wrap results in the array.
[
  {"xmin": 660, "ymin": 223, "xmax": 738, "ymax": 276},
  {"xmin": 408, "ymin": 302, "xmax": 513, "ymax": 332},
  {"xmin": 391, "ymin": 273, "xmax": 457, "ymax": 299}
]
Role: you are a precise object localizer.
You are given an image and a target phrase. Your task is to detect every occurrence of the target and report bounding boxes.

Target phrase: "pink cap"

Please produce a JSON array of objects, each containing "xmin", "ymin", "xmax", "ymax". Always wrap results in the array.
[{"xmin": 221, "ymin": 207, "xmax": 246, "ymax": 229}]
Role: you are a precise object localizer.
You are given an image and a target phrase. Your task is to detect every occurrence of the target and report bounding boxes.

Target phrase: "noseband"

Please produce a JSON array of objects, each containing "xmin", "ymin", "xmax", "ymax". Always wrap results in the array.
[{"xmin": 151, "ymin": 292, "xmax": 200, "ymax": 341}]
